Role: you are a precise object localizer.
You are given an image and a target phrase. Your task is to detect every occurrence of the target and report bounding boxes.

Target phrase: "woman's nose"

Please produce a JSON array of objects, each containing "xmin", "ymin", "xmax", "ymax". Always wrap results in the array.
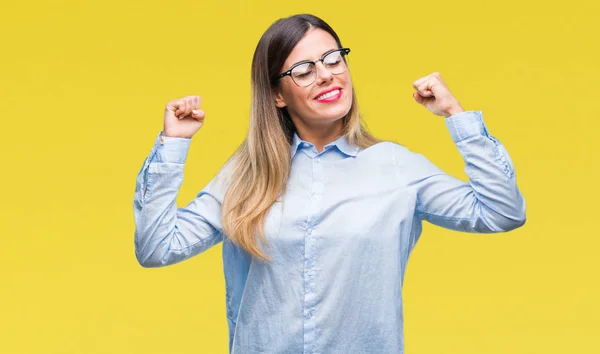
[{"xmin": 314, "ymin": 61, "xmax": 334, "ymax": 85}]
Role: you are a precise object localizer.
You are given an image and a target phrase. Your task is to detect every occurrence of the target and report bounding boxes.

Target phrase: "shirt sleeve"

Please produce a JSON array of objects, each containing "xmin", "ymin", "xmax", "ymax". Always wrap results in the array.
[
  {"xmin": 396, "ymin": 110, "xmax": 527, "ymax": 233},
  {"xmin": 133, "ymin": 131, "xmax": 227, "ymax": 267}
]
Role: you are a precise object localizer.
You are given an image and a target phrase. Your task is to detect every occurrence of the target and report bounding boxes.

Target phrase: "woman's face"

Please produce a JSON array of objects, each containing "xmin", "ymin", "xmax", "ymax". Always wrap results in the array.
[{"xmin": 274, "ymin": 28, "xmax": 352, "ymax": 131}]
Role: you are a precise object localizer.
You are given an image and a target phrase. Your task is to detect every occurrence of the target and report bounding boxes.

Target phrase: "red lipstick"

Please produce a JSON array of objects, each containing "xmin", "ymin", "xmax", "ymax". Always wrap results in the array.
[{"xmin": 314, "ymin": 86, "xmax": 343, "ymax": 103}]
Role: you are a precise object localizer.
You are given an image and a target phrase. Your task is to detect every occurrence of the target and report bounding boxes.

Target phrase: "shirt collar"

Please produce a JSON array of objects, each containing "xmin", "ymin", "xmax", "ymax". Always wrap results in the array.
[{"xmin": 291, "ymin": 132, "xmax": 359, "ymax": 158}]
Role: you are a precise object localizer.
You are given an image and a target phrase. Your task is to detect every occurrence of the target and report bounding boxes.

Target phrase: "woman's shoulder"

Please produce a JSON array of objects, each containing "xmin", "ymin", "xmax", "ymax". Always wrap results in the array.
[
  {"xmin": 357, "ymin": 139, "xmax": 413, "ymax": 158},
  {"xmin": 357, "ymin": 140, "xmax": 434, "ymax": 175}
]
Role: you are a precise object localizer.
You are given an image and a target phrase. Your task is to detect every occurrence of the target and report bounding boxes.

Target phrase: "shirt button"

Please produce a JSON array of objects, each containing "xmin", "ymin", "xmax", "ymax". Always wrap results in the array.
[
  {"xmin": 316, "ymin": 157, "xmax": 321, "ymax": 163},
  {"xmin": 307, "ymin": 228, "xmax": 312, "ymax": 235}
]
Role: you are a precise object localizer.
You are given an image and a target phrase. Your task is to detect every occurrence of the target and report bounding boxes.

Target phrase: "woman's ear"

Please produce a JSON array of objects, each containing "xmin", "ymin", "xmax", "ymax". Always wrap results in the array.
[{"xmin": 274, "ymin": 89, "xmax": 287, "ymax": 108}]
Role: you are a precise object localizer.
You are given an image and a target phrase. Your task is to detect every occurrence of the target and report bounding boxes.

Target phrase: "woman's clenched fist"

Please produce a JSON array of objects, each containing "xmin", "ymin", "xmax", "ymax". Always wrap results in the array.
[{"xmin": 163, "ymin": 95, "xmax": 206, "ymax": 138}]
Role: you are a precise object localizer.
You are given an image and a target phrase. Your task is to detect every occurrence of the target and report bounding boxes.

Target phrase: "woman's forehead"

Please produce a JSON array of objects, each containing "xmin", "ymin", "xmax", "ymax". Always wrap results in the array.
[{"xmin": 284, "ymin": 28, "xmax": 338, "ymax": 66}]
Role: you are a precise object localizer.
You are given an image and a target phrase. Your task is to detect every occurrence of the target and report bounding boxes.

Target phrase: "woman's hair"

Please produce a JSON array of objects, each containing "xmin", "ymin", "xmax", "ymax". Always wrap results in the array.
[{"xmin": 220, "ymin": 13, "xmax": 380, "ymax": 262}]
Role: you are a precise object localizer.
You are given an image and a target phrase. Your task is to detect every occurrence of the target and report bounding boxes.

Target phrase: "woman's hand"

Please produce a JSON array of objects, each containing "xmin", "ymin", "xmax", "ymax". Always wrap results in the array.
[
  {"xmin": 412, "ymin": 72, "xmax": 465, "ymax": 118},
  {"xmin": 163, "ymin": 95, "xmax": 206, "ymax": 138}
]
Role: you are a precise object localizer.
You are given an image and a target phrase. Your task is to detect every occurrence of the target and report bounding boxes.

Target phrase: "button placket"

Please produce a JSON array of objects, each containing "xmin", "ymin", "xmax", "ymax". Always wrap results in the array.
[{"xmin": 303, "ymin": 154, "xmax": 324, "ymax": 354}]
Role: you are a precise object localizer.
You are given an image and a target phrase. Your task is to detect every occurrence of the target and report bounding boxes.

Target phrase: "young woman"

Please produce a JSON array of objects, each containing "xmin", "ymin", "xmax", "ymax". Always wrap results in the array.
[{"xmin": 133, "ymin": 13, "xmax": 526, "ymax": 354}]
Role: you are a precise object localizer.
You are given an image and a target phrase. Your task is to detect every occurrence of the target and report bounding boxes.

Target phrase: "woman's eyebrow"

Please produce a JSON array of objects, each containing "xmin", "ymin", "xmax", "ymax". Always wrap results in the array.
[{"xmin": 289, "ymin": 48, "xmax": 337, "ymax": 67}]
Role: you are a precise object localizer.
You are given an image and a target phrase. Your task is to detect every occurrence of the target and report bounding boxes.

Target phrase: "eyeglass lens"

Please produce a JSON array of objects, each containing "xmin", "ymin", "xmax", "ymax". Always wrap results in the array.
[{"xmin": 291, "ymin": 50, "xmax": 348, "ymax": 87}]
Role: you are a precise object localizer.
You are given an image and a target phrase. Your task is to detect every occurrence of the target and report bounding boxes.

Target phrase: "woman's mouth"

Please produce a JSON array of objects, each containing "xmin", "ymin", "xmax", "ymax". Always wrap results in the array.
[{"xmin": 315, "ymin": 89, "xmax": 342, "ymax": 103}]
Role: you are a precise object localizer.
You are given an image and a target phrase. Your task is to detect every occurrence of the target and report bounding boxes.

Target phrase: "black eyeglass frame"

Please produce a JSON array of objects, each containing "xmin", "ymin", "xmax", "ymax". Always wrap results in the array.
[{"xmin": 276, "ymin": 48, "xmax": 351, "ymax": 85}]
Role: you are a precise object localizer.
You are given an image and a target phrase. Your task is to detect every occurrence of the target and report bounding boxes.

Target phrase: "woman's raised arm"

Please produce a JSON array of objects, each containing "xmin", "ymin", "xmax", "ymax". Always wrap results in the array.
[
  {"xmin": 397, "ymin": 110, "xmax": 527, "ymax": 233},
  {"xmin": 132, "ymin": 95, "xmax": 227, "ymax": 267}
]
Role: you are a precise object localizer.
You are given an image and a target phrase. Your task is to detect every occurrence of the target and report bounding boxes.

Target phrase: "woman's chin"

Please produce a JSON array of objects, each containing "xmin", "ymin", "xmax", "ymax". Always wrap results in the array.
[{"xmin": 313, "ymin": 103, "xmax": 351, "ymax": 121}]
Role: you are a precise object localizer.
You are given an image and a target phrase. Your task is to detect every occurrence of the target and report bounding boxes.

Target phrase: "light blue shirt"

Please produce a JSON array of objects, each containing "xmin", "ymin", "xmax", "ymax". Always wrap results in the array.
[{"xmin": 133, "ymin": 110, "xmax": 526, "ymax": 354}]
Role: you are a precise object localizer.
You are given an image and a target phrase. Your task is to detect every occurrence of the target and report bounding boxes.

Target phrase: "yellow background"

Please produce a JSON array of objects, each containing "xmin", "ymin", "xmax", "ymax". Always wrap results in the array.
[{"xmin": 1, "ymin": 0, "xmax": 598, "ymax": 353}]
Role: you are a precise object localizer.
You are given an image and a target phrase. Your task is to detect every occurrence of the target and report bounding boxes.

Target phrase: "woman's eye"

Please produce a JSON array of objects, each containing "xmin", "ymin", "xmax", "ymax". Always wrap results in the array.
[
  {"xmin": 325, "ymin": 60, "xmax": 341, "ymax": 66},
  {"xmin": 294, "ymin": 71, "xmax": 313, "ymax": 78}
]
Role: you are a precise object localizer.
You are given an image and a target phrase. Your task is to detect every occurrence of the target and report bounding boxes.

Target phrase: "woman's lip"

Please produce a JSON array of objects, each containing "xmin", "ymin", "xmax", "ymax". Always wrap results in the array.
[
  {"xmin": 315, "ymin": 89, "xmax": 343, "ymax": 103},
  {"xmin": 314, "ymin": 86, "xmax": 342, "ymax": 100}
]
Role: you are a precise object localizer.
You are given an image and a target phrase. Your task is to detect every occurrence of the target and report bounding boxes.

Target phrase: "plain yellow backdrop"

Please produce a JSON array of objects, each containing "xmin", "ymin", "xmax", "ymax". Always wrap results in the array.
[{"xmin": 1, "ymin": 0, "xmax": 598, "ymax": 353}]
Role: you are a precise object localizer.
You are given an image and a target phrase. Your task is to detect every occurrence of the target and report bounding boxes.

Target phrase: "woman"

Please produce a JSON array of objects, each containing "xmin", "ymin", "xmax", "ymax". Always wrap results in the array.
[{"xmin": 133, "ymin": 13, "xmax": 526, "ymax": 354}]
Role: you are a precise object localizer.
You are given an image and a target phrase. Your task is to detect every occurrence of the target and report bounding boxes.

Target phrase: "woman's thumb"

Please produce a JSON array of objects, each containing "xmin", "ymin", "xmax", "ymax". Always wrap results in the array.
[{"xmin": 192, "ymin": 109, "xmax": 205, "ymax": 119}]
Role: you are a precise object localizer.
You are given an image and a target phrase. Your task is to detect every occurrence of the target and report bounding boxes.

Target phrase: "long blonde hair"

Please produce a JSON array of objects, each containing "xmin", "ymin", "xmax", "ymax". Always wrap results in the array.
[{"xmin": 221, "ymin": 14, "xmax": 380, "ymax": 262}]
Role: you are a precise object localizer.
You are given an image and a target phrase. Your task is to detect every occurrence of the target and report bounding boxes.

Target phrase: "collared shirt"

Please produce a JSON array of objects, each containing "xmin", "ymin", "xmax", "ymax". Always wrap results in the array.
[{"xmin": 133, "ymin": 110, "xmax": 526, "ymax": 354}]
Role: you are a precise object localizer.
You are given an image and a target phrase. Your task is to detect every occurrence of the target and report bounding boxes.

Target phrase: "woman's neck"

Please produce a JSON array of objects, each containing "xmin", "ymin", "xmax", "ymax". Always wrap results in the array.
[{"xmin": 294, "ymin": 120, "xmax": 344, "ymax": 153}]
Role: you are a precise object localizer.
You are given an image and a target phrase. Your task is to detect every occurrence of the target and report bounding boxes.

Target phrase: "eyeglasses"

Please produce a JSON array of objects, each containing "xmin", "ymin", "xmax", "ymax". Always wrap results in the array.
[{"xmin": 276, "ymin": 48, "xmax": 351, "ymax": 87}]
